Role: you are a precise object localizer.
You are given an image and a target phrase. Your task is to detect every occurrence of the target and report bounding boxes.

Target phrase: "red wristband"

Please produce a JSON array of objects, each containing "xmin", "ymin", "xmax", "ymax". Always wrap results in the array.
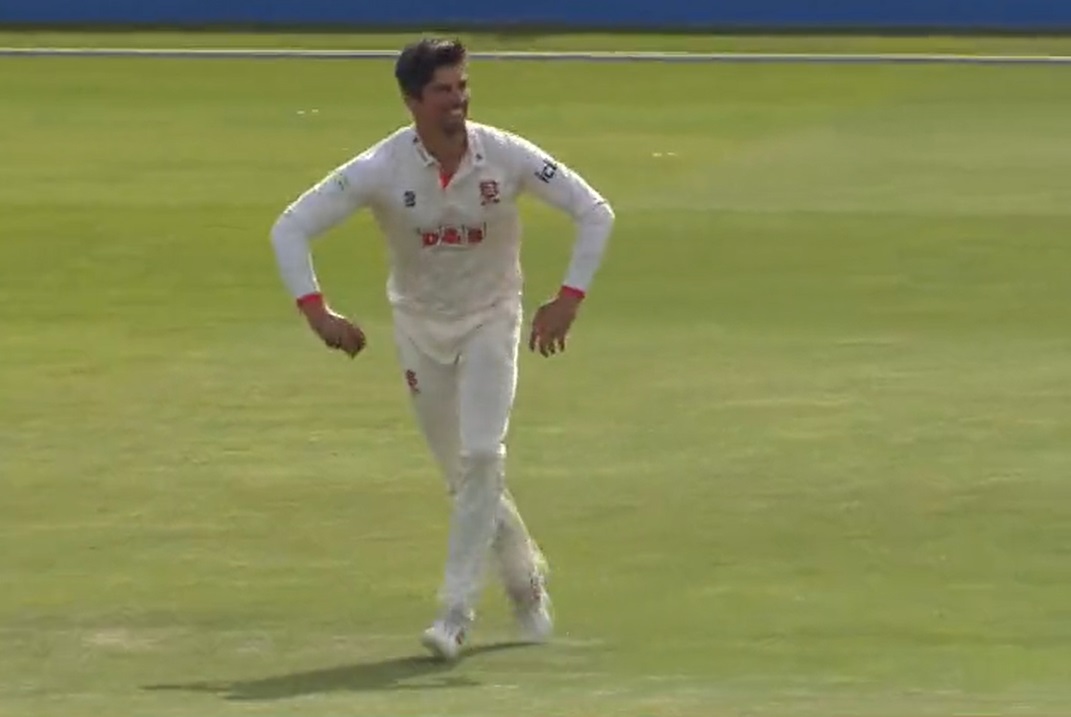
[
  {"xmin": 558, "ymin": 285, "xmax": 586, "ymax": 300},
  {"xmin": 296, "ymin": 292, "xmax": 324, "ymax": 309}
]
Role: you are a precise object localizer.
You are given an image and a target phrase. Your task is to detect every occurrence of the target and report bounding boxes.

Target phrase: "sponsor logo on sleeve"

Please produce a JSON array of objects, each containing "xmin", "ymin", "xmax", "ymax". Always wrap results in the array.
[{"xmin": 535, "ymin": 159, "xmax": 558, "ymax": 183}]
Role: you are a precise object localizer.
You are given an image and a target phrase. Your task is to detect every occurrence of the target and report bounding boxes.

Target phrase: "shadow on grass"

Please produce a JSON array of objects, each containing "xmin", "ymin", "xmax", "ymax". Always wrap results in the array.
[{"xmin": 143, "ymin": 641, "xmax": 532, "ymax": 700}]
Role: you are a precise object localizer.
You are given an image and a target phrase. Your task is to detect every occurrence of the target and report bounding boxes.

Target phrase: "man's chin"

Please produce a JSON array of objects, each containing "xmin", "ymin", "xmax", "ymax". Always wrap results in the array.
[{"xmin": 442, "ymin": 116, "xmax": 467, "ymax": 136}]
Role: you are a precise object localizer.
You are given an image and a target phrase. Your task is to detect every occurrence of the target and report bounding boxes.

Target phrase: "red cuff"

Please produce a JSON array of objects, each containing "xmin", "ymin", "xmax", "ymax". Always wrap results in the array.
[
  {"xmin": 296, "ymin": 292, "xmax": 324, "ymax": 309},
  {"xmin": 558, "ymin": 285, "xmax": 586, "ymax": 300}
]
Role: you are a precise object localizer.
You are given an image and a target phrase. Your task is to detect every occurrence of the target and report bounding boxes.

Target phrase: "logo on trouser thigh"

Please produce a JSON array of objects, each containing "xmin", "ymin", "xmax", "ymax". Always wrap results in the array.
[{"xmin": 405, "ymin": 369, "xmax": 420, "ymax": 395}]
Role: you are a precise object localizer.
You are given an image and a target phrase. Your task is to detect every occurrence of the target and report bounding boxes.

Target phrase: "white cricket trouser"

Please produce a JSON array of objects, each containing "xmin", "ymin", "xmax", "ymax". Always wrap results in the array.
[{"xmin": 393, "ymin": 302, "xmax": 542, "ymax": 619}]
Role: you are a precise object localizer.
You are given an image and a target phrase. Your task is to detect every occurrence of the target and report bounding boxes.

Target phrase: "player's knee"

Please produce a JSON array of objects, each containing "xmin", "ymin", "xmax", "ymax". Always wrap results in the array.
[
  {"xmin": 461, "ymin": 442, "xmax": 504, "ymax": 463},
  {"xmin": 460, "ymin": 444, "xmax": 505, "ymax": 483}
]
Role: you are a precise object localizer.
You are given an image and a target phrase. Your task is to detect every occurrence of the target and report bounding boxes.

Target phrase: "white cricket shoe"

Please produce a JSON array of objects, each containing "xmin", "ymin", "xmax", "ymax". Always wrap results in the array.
[
  {"xmin": 420, "ymin": 616, "xmax": 467, "ymax": 662},
  {"xmin": 510, "ymin": 573, "xmax": 554, "ymax": 644}
]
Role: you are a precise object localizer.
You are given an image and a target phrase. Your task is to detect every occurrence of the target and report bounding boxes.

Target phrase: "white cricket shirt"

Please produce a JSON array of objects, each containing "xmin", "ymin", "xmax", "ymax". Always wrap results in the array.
[{"xmin": 270, "ymin": 121, "xmax": 615, "ymax": 323}]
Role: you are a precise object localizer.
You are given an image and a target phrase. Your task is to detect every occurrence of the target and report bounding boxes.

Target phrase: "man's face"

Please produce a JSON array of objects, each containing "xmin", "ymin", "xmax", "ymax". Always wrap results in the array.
[{"xmin": 407, "ymin": 64, "xmax": 469, "ymax": 136}]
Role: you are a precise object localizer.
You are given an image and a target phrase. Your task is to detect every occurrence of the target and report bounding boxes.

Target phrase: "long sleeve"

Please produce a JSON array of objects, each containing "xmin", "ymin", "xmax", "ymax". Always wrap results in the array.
[
  {"xmin": 560, "ymin": 201, "xmax": 615, "ymax": 293},
  {"xmin": 270, "ymin": 151, "xmax": 380, "ymax": 299},
  {"xmin": 510, "ymin": 135, "xmax": 615, "ymax": 294}
]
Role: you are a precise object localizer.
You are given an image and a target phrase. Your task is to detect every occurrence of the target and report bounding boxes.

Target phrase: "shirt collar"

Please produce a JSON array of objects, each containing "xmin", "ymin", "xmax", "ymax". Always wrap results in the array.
[{"xmin": 410, "ymin": 124, "xmax": 485, "ymax": 168}]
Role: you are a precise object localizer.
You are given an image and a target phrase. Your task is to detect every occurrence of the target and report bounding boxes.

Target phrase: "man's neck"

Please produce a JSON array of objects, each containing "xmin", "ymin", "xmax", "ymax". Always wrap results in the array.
[{"xmin": 416, "ymin": 123, "xmax": 467, "ymax": 172}]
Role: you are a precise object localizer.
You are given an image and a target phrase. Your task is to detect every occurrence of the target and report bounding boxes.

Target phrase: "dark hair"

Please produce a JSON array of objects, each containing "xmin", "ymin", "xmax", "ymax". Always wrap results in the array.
[{"xmin": 394, "ymin": 37, "xmax": 467, "ymax": 99}]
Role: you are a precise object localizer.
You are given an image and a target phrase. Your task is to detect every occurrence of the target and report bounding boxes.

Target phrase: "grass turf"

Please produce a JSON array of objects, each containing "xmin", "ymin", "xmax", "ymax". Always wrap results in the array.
[{"xmin": 2, "ymin": 33, "xmax": 1071, "ymax": 717}]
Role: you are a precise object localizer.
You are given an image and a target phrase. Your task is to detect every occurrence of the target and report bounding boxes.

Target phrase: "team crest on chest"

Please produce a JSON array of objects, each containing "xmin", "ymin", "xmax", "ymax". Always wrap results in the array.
[{"xmin": 479, "ymin": 180, "xmax": 500, "ymax": 206}]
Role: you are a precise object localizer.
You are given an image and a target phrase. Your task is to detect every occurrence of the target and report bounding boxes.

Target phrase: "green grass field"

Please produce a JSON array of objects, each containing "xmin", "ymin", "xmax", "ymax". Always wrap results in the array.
[{"xmin": 3, "ymin": 32, "xmax": 1071, "ymax": 717}]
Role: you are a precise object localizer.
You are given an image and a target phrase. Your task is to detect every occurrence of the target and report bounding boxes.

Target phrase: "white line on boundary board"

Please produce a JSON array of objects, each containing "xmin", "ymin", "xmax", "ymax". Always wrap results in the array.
[{"xmin": 2, "ymin": 47, "xmax": 1071, "ymax": 64}]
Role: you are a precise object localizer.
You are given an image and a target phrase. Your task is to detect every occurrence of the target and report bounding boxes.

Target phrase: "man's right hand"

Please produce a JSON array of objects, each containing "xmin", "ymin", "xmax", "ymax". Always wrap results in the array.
[{"xmin": 299, "ymin": 298, "xmax": 366, "ymax": 358}]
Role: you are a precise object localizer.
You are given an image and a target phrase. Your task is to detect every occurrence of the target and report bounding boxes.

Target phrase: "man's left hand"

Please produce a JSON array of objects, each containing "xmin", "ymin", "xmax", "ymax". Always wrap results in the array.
[{"xmin": 528, "ymin": 293, "xmax": 582, "ymax": 357}]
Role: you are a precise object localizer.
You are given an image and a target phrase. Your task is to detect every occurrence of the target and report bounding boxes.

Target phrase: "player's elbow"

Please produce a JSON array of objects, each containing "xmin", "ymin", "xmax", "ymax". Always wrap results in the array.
[
  {"xmin": 589, "ymin": 200, "xmax": 615, "ymax": 236},
  {"xmin": 270, "ymin": 211, "xmax": 306, "ymax": 252},
  {"xmin": 582, "ymin": 199, "xmax": 615, "ymax": 228},
  {"xmin": 598, "ymin": 200, "xmax": 615, "ymax": 225},
  {"xmin": 573, "ymin": 200, "xmax": 615, "ymax": 257}
]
